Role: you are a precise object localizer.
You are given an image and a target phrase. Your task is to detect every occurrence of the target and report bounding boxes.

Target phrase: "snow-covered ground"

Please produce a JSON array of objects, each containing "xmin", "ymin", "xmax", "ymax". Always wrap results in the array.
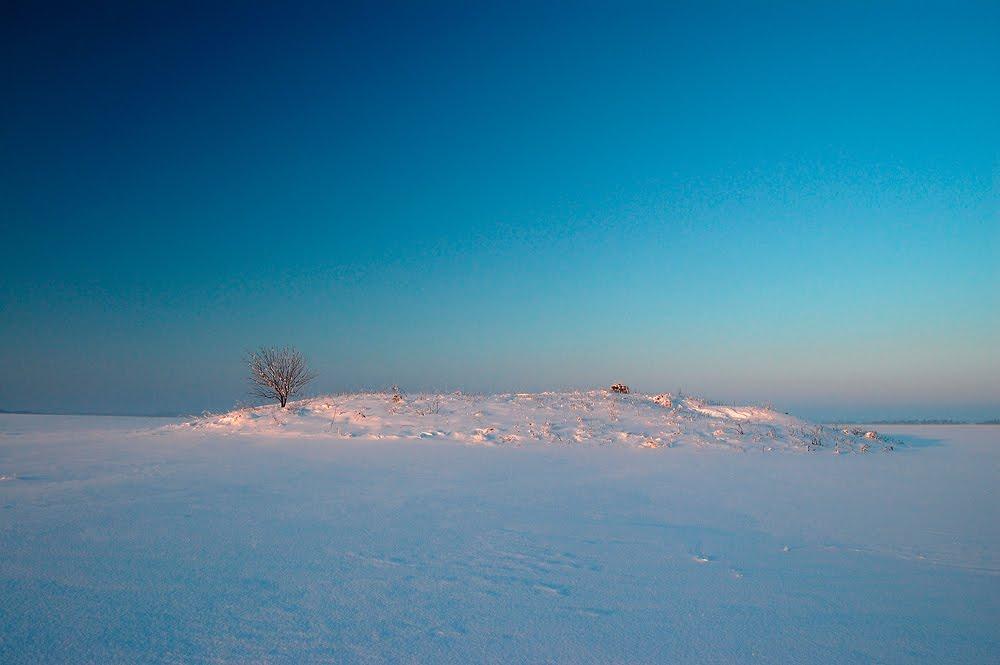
[
  {"xmin": 172, "ymin": 390, "xmax": 896, "ymax": 454},
  {"xmin": 0, "ymin": 397, "xmax": 997, "ymax": 663}
]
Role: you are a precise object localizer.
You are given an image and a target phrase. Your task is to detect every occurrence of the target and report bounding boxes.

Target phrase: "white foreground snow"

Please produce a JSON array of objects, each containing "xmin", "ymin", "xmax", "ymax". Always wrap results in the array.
[{"xmin": 0, "ymin": 406, "xmax": 997, "ymax": 663}]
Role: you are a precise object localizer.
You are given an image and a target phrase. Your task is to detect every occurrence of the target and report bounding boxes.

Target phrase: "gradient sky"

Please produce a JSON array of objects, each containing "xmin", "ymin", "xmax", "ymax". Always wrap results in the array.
[{"xmin": 2, "ymin": 1, "xmax": 998, "ymax": 420}]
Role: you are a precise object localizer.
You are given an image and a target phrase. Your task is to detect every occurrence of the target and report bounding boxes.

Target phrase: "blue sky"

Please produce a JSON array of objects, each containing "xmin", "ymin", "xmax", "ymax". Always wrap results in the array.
[{"xmin": 1, "ymin": 1, "xmax": 997, "ymax": 419}]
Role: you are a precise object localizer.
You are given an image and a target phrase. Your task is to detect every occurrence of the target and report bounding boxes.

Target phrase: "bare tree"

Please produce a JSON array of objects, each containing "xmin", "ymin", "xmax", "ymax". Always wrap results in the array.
[{"xmin": 247, "ymin": 346, "xmax": 316, "ymax": 408}]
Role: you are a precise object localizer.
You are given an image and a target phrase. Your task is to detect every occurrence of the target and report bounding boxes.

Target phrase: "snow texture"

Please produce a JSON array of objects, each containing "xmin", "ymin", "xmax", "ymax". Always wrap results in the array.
[
  {"xmin": 172, "ymin": 390, "xmax": 896, "ymax": 454},
  {"xmin": 0, "ymin": 406, "xmax": 997, "ymax": 663}
]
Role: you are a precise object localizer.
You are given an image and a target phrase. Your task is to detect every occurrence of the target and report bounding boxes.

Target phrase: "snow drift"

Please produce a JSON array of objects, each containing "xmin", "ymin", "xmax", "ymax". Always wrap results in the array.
[{"xmin": 173, "ymin": 390, "xmax": 893, "ymax": 454}]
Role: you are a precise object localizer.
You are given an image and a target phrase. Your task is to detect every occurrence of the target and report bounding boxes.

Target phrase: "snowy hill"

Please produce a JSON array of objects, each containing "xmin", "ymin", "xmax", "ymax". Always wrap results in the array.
[{"xmin": 173, "ymin": 390, "xmax": 893, "ymax": 453}]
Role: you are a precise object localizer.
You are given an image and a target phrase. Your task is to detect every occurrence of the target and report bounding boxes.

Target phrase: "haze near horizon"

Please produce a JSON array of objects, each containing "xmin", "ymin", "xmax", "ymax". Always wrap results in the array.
[{"xmin": 2, "ymin": 1, "xmax": 997, "ymax": 420}]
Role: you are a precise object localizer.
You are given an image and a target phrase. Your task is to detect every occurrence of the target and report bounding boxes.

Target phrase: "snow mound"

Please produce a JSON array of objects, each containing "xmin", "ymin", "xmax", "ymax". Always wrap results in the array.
[{"xmin": 169, "ymin": 391, "xmax": 895, "ymax": 454}]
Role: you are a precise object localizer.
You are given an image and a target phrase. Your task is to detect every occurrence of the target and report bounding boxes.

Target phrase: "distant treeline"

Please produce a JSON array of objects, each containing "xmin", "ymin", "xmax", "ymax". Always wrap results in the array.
[
  {"xmin": 0, "ymin": 408, "xmax": 180, "ymax": 417},
  {"xmin": 863, "ymin": 418, "xmax": 1000, "ymax": 425}
]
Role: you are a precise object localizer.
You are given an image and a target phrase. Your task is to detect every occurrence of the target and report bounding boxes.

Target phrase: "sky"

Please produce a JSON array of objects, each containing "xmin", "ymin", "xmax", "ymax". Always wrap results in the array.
[{"xmin": 1, "ymin": 1, "xmax": 998, "ymax": 420}]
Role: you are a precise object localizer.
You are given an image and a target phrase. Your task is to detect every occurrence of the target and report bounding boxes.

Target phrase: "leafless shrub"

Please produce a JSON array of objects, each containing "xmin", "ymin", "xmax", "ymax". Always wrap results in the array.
[
  {"xmin": 793, "ymin": 425, "xmax": 825, "ymax": 451},
  {"xmin": 807, "ymin": 425, "xmax": 824, "ymax": 450},
  {"xmin": 610, "ymin": 383, "xmax": 630, "ymax": 394},
  {"xmin": 415, "ymin": 394, "xmax": 442, "ymax": 416},
  {"xmin": 247, "ymin": 346, "xmax": 316, "ymax": 408}
]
